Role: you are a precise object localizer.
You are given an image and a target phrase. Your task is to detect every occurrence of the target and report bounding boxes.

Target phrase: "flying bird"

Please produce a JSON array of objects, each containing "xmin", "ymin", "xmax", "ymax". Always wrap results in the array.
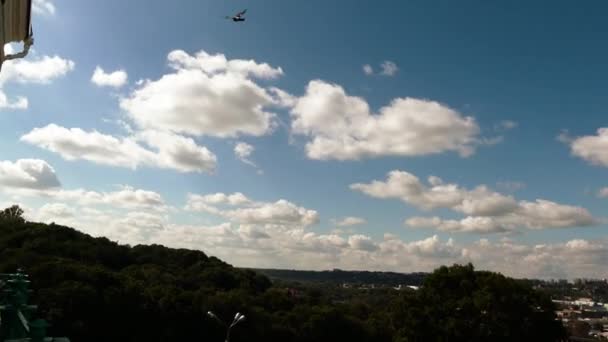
[{"xmin": 226, "ymin": 9, "xmax": 247, "ymax": 22}]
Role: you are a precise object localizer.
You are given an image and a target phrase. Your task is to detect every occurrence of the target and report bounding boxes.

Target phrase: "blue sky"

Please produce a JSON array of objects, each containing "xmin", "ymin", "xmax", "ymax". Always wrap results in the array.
[{"xmin": 1, "ymin": 0, "xmax": 607, "ymax": 279}]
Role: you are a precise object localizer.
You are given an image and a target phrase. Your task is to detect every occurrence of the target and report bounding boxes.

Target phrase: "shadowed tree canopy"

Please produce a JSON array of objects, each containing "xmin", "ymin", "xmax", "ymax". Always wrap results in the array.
[{"xmin": 0, "ymin": 205, "xmax": 25, "ymax": 223}]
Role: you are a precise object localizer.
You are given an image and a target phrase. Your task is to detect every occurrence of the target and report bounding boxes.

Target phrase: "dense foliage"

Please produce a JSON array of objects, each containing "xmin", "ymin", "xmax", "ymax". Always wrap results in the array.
[
  {"xmin": 0, "ymin": 207, "xmax": 567, "ymax": 341},
  {"xmin": 252, "ymin": 268, "xmax": 427, "ymax": 286}
]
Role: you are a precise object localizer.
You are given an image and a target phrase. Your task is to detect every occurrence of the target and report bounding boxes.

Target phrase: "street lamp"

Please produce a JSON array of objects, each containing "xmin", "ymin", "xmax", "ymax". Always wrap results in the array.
[
  {"xmin": 0, "ymin": 0, "xmax": 34, "ymax": 71},
  {"xmin": 207, "ymin": 311, "xmax": 246, "ymax": 342}
]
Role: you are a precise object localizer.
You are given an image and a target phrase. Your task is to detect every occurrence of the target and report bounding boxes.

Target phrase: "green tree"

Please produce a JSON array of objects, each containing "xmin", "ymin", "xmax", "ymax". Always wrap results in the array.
[{"xmin": 0, "ymin": 205, "xmax": 25, "ymax": 224}]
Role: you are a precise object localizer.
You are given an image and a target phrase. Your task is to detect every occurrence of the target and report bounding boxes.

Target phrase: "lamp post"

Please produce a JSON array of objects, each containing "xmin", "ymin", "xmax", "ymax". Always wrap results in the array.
[{"xmin": 207, "ymin": 311, "xmax": 246, "ymax": 342}]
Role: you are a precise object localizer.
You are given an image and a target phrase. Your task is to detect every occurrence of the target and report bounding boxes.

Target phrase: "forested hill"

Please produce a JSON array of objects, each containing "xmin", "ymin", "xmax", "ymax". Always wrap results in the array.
[
  {"xmin": 0, "ymin": 208, "xmax": 271, "ymax": 342},
  {"xmin": 0, "ymin": 206, "xmax": 567, "ymax": 342},
  {"xmin": 250, "ymin": 268, "xmax": 427, "ymax": 286}
]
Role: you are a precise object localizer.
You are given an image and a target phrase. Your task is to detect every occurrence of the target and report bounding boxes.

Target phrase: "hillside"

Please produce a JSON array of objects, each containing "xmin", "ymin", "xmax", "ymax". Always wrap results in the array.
[
  {"xmin": 250, "ymin": 268, "xmax": 427, "ymax": 286},
  {"xmin": 0, "ymin": 207, "xmax": 566, "ymax": 342}
]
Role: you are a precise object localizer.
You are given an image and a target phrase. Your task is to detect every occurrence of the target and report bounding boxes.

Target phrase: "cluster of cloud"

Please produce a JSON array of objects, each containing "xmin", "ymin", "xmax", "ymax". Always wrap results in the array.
[
  {"xmin": 290, "ymin": 81, "xmax": 481, "ymax": 160},
  {"xmin": 0, "ymin": 157, "xmax": 604, "ymax": 279},
  {"xmin": 21, "ymin": 124, "xmax": 217, "ymax": 173},
  {"xmin": 15, "ymin": 197, "xmax": 607, "ymax": 279},
  {"xmin": 351, "ymin": 170, "xmax": 597, "ymax": 234},
  {"xmin": 91, "ymin": 66, "xmax": 128, "ymax": 88},
  {"xmin": 0, "ymin": 158, "xmax": 167, "ymax": 212},
  {"xmin": 186, "ymin": 192, "xmax": 319, "ymax": 227},
  {"xmin": 23, "ymin": 50, "xmax": 302, "ymax": 173},
  {"xmin": 18, "ymin": 49, "xmax": 504, "ymax": 174},
  {"xmin": 362, "ymin": 61, "xmax": 399, "ymax": 76},
  {"xmin": 0, "ymin": 52, "xmax": 74, "ymax": 110}
]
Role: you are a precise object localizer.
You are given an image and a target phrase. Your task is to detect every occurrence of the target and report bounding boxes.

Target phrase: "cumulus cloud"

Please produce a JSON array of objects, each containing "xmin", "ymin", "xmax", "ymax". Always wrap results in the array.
[
  {"xmin": 461, "ymin": 238, "xmax": 608, "ymax": 280},
  {"xmin": 21, "ymin": 124, "xmax": 217, "ymax": 173},
  {"xmin": 598, "ymin": 187, "xmax": 608, "ymax": 198},
  {"xmin": 380, "ymin": 61, "xmax": 398, "ymax": 76},
  {"xmin": 565, "ymin": 128, "xmax": 608, "ymax": 167},
  {"xmin": 0, "ymin": 159, "xmax": 60, "ymax": 190},
  {"xmin": 120, "ymin": 49, "xmax": 285, "ymax": 138},
  {"xmin": 187, "ymin": 192, "xmax": 319, "ymax": 227},
  {"xmin": 334, "ymin": 216, "xmax": 367, "ymax": 227},
  {"xmin": 7, "ymin": 199, "xmax": 606, "ymax": 279},
  {"xmin": 290, "ymin": 80, "xmax": 481, "ymax": 160},
  {"xmin": 0, "ymin": 54, "xmax": 74, "ymax": 110},
  {"xmin": 91, "ymin": 66, "xmax": 128, "ymax": 88},
  {"xmin": 0, "ymin": 55, "xmax": 74, "ymax": 85},
  {"xmin": 0, "ymin": 160, "xmax": 166, "ymax": 213},
  {"xmin": 352, "ymin": 170, "xmax": 596, "ymax": 233},
  {"xmin": 32, "ymin": 186, "xmax": 166, "ymax": 212},
  {"xmin": 362, "ymin": 64, "xmax": 373, "ymax": 75},
  {"xmin": 32, "ymin": 0, "xmax": 56, "ymax": 15}
]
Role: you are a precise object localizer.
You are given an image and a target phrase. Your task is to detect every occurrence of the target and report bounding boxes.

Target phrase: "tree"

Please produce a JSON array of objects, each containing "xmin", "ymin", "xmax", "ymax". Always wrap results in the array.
[
  {"xmin": 390, "ymin": 263, "xmax": 567, "ymax": 342},
  {"xmin": 0, "ymin": 205, "xmax": 25, "ymax": 224}
]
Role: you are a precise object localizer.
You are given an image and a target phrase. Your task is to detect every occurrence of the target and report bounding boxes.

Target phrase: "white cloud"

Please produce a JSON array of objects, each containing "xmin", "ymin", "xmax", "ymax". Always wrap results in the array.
[
  {"xmin": 234, "ymin": 142, "xmax": 257, "ymax": 168},
  {"xmin": 380, "ymin": 61, "xmax": 398, "ymax": 76},
  {"xmin": 32, "ymin": 0, "xmax": 56, "ymax": 15},
  {"xmin": 36, "ymin": 186, "xmax": 167, "ymax": 212},
  {"xmin": 0, "ymin": 93, "xmax": 28, "ymax": 110},
  {"xmin": 120, "ymin": 49, "xmax": 285, "ymax": 138},
  {"xmin": 0, "ymin": 159, "xmax": 60, "ymax": 190},
  {"xmin": 21, "ymin": 124, "xmax": 217, "ymax": 173},
  {"xmin": 91, "ymin": 66, "xmax": 128, "ymax": 88},
  {"xmin": 334, "ymin": 216, "xmax": 367, "ymax": 227},
  {"xmin": 495, "ymin": 120, "xmax": 518, "ymax": 131},
  {"xmin": 363, "ymin": 61, "xmax": 398, "ymax": 76},
  {"xmin": 21, "ymin": 124, "xmax": 153, "ymax": 169},
  {"xmin": 566, "ymin": 128, "xmax": 608, "ymax": 167},
  {"xmin": 352, "ymin": 170, "xmax": 596, "ymax": 233},
  {"xmin": 187, "ymin": 192, "xmax": 251, "ymax": 207},
  {"xmin": 461, "ymin": 238, "xmax": 608, "ymax": 280},
  {"xmin": 268, "ymin": 87, "xmax": 296, "ymax": 107},
  {"xmin": 348, "ymin": 234, "xmax": 378, "ymax": 251},
  {"xmin": 0, "ymin": 56, "xmax": 74, "ymax": 85},
  {"xmin": 186, "ymin": 193, "xmax": 319, "ymax": 228},
  {"xmin": 225, "ymin": 199, "xmax": 319, "ymax": 226},
  {"xmin": 234, "ymin": 142, "xmax": 254, "ymax": 159},
  {"xmin": 37, "ymin": 203, "xmax": 74, "ymax": 223},
  {"xmin": 598, "ymin": 187, "xmax": 608, "ymax": 198},
  {"xmin": 7, "ymin": 200, "xmax": 608, "ymax": 279},
  {"xmin": 137, "ymin": 130, "xmax": 217, "ymax": 173},
  {"xmin": 291, "ymin": 80, "xmax": 480, "ymax": 160},
  {"xmin": 351, "ymin": 170, "xmax": 517, "ymax": 215},
  {"xmin": 0, "ymin": 55, "xmax": 74, "ymax": 110}
]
